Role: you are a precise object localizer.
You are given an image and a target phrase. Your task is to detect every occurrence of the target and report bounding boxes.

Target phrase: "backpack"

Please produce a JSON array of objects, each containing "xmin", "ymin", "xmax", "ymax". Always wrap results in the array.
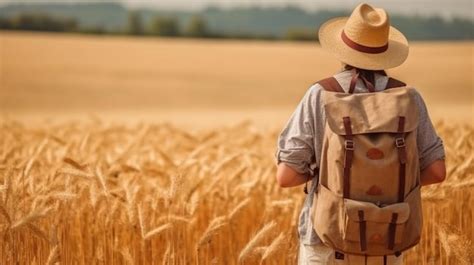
[{"xmin": 311, "ymin": 75, "xmax": 422, "ymax": 256}]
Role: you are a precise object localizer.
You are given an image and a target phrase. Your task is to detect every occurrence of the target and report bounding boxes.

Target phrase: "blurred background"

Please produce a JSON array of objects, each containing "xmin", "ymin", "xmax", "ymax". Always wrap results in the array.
[{"xmin": 0, "ymin": 0, "xmax": 472, "ymax": 127}]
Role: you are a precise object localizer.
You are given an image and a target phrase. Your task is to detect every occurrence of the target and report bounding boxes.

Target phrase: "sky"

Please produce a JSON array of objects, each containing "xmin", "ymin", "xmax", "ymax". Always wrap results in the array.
[{"xmin": 0, "ymin": 0, "xmax": 472, "ymax": 19}]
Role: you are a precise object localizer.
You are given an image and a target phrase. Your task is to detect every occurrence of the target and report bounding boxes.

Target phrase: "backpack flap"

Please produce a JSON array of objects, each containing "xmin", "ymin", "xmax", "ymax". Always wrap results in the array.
[
  {"xmin": 344, "ymin": 199, "xmax": 410, "ymax": 223},
  {"xmin": 323, "ymin": 87, "xmax": 419, "ymax": 135}
]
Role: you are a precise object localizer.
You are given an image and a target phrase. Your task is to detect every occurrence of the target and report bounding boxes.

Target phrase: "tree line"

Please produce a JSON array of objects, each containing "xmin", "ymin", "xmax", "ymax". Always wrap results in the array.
[
  {"xmin": 0, "ymin": 13, "xmax": 77, "ymax": 32},
  {"xmin": 0, "ymin": 12, "xmax": 209, "ymax": 37},
  {"xmin": 126, "ymin": 11, "xmax": 210, "ymax": 38},
  {"xmin": 0, "ymin": 11, "xmax": 316, "ymax": 41},
  {"xmin": 1, "ymin": 8, "xmax": 470, "ymax": 41}
]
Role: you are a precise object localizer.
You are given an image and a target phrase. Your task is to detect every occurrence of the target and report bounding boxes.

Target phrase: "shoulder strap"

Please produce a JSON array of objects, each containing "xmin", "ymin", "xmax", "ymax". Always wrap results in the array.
[
  {"xmin": 385, "ymin": 77, "xmax": 407, "ymax": 90},
  {"xmin": 317, "ymin": 77, "xmax": 344, "ymax": 93},
  {"xmin": 318, "ymin": 76, "xmax": 405, "ymax": 92}
]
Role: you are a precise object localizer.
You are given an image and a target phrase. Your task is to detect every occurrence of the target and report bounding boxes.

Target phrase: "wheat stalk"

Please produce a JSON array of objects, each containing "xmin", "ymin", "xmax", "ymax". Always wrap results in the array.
[
  {"xmin": 228, "ymin": 197, "xmax": 251, "ymax": 220},
  {"xmin": 0, "ymin": 203, "xmax": 11, "ymax": 224},
  {"xmin": 144, "ymin": 223, "xmax": 172, "ymax": 240},
  {"xmin": 63, "ymin": 157, "xmax": 87, "ymax": 170},
  {"xmin": 261, "ymin": 232, "xmax": 286, "ymax": 262},
  {"xmin": 46, "ymin": 245, "xmax": 60, "ymax": 265},
  {"xmin": 239, "ymin": 221, "xmax": 277, "ymax": 263},
  {"xmin": 196, "ymin": 216, "xmax": 228, "ymax": 249},
  {"xmin": 10, "ymin": 207, "xmax": 51, "ymax": 230}
]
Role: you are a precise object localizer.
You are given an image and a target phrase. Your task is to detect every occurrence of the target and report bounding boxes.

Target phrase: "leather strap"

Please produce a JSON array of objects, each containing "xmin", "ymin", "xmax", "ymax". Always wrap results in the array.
[
  {"xmin": 317, "ymin": 77, "xmax": 344, "ymax": 92},
  {"xmin": 385, "ymin": 77, "xmax": 407, "ymax": 90},
  {"xmin": 388, "ymin": 213, "xmax": 399, "ymax": 250},
  {"xmin": 396, "ymin": 116, "xmax": 407, "ymax": 202},
  {"xmin": 319, "ymin": 71, "xmax": 385, "ymax": 94},
  {"xmin": 349, "ymin": 70, "xmax": 376, "ymax": 93},
  {"xmin": 343, "ymin": 117, "xmax": 354, "ymax": 199},
  {"xmin": 358, "ymin": 210, "xmax": 367, "ymax": 251},
  {"xmin": 349, "ymin": 72, "xmax": 359, "ymax": 94},
  {"xmin": 362, "ymin": 75, "xmax": 376, "ymax": 92},
  {"xmin": 304, "ymin": 166, "xmax": 320, "ymax": 194},
  {"xmin": 341, "ymin": 31, "xmax": 389, "ymax": 54},
  {"xmin": 397, "ymin": 164, "xmax": 406, "ymax": 203}
]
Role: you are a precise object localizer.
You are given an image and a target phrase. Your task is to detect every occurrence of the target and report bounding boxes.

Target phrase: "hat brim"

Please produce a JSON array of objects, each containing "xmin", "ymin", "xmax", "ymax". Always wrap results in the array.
[{"xmin": 318, "ymin": 17, "xmax": 409, "ymax": 70}]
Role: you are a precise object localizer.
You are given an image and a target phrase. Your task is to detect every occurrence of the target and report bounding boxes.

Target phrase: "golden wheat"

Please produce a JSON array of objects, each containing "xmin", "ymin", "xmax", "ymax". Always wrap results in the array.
[
  {"xmin": 0, "ymin": 120, "xmax": 472, "ymax": 264},
  {"xmin": 239, "ymin": 221, "xmax": 277, "ymax": 263}
]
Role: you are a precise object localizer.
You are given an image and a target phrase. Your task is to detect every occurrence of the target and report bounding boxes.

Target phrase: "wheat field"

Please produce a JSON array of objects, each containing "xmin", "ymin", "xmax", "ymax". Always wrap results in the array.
[
  {"xmin": 0, "ymin": 32, "xmax": 473, "ymax": 264},
  {"xmin": 0, "ymin": 120, "xmax": 472, "ymax": 265}
]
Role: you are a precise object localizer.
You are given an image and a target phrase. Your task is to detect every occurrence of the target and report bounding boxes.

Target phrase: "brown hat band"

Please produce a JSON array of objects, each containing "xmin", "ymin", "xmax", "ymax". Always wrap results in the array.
[{"xmin": 341, "ymin": 31, "xmax": 389, "ymax": 54}]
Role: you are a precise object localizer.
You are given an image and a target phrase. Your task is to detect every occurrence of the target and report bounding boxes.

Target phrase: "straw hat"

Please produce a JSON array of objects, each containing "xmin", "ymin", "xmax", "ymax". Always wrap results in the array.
[{"xmin": 318, "ymin": 3, "xmax": 409, "ymax": 70}]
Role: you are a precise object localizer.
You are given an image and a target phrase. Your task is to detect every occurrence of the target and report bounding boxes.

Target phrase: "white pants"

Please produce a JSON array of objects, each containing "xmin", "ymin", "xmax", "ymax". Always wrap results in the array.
[{"xmin": 298, "ymin": 243, "xmax": 404, "ymax": 265}]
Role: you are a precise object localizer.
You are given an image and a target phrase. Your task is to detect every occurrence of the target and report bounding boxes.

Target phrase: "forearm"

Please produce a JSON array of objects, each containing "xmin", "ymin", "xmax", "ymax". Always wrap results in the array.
[
  {"xmin": 420, "ymin": 159, "xmax": 446, "ymax": 186},
  {"xmin": 276, "ymin": 163, "xmax": 311, "ymax": 187}
]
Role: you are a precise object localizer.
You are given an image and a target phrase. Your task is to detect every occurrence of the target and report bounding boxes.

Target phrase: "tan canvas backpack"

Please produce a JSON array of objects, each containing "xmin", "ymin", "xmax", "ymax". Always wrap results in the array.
[{"xmin": 311, "ymin": 76, "xmax": 422, "ymax": 256}]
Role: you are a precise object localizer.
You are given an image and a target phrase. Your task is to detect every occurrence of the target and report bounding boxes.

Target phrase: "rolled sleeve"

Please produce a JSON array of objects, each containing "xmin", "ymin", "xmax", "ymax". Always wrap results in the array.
[
  {"xmin": 275, "ymin": 86, "xmax": 317, "ymax": 175},
  {"xmin": 414, "ymin": 91, "xmax": 446, "ymax": 170}
]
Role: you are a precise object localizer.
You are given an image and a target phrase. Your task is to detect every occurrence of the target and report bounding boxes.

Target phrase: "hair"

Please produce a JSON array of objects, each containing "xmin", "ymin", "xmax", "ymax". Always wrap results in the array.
[{"xmin": 343, "ymin": 64, "xmax": 387, "ymax": 89}]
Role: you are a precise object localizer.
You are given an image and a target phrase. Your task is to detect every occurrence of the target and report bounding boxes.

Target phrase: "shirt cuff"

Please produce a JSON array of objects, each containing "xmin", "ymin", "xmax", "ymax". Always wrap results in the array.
[
  {"xmin": 419, "ymin": 142, "xmax": 445, "ymax": 170},
  {"xmin": 275, "ymin": 149, "xmax": 311, "ymax": 174}
]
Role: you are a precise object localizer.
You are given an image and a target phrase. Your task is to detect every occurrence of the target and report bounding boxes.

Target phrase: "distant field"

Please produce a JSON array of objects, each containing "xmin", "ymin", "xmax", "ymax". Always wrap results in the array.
[{"xmin": 0, "ymin": 31, "xmax": 472, "ymax": 125}]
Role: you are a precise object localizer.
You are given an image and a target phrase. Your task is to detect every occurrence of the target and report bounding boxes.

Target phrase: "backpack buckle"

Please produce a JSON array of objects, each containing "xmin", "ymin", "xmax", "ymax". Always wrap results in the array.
[
  {"xmin": 344, "ymin": 140, "xmax": 355, "ymax": 150},
  {"xmin": 395, "ymin": 138, "xmax": 405, "ymax": 148}
]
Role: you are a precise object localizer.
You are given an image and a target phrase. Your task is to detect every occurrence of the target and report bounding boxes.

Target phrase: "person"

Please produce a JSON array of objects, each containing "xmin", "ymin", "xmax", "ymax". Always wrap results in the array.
[{"xmin": 275, "ymin": 3, "xmax": 446, "ymax": 265}]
